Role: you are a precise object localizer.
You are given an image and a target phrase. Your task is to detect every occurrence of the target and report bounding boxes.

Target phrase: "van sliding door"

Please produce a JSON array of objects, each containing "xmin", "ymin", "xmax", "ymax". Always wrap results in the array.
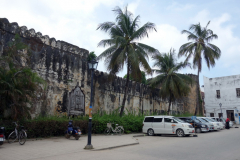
[{"xmin": 152, "ymin": 118, "xmax": 164, "ymax": 134}]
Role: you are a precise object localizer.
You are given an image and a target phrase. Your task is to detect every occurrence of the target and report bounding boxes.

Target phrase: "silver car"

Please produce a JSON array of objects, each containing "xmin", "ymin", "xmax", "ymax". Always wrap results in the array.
[
  {"xmin": 203, "ymin": 117, "xmax": 222, "ymax": 130},
  {"xmin": 211, "ymin": 117, "xmax": 234, "ymax": 128},
  {"xmin": 196, "ymin": 117, "xmax": 214, "ymax": 131}
]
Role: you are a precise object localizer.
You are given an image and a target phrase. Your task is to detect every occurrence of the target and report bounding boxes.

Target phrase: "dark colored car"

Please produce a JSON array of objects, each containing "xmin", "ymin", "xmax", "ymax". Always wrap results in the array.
[{"xmin": 178, "ymin": 117, "xmax": 209, "ymax": 133}]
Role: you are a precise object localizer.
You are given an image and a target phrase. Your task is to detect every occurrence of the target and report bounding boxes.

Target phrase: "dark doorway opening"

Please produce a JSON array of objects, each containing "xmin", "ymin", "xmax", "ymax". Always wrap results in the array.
[
  {"xmin": 210, "ymin": 113, "xmax": 214, "ymax": 117},
  {"xmin": 218, "ymin": 113, "xmax": 223, "ymax": 118},
  {"xmin": 226, "ymin": 110, "xmax": 235, "ymax": 121}
]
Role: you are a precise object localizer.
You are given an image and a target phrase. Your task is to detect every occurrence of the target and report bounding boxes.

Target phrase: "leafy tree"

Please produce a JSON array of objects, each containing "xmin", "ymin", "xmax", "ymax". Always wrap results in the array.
[
  {"xmin": 149, "ymin": 49, "xmax": 193, "ymax": 115},
  {"xmin": 87, "ymin": 51, "xmax": 97, "ymax": 61},
  {"xmin": 123, "ymin": 71, "xmax": 147, "ymax": 84},
  {"xmin": 0, "ymin": 34, "xmax": 46, "ymax": 120},
  {"xmin": 97, "ymin": 6, "xmax": 158, "ymax": 116},
  {"xmin": 178, "ymin": 21, "xmax": 221, "ymax": 115}
]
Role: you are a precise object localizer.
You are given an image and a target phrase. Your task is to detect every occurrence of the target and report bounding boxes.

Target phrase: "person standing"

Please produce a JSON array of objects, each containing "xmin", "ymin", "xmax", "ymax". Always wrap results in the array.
[{"xmin": 226, "ymin": 118, "xmax": 230, "ymax": 129}]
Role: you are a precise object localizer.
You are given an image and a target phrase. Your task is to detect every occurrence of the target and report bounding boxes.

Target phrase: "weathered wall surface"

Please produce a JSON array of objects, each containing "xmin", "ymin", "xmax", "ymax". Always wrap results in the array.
[
  {"xmin": 179, "ymin": 74, "xmax": 199, "ymax": 114},
  {"xmin": 0, "ymin": 18, "xmax": 90, "ymax": 117},
  {"xmin": 0, "ymin": 18, "xmax": 198, "ymax": 117},
  {"xmin": 204, "ymin": 75, "xmax": 240, "ymax": 124}
]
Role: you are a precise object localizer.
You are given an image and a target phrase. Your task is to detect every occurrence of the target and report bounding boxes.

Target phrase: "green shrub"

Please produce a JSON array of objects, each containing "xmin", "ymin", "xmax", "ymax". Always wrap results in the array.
[
  {"xmin": 0, "ymin": 111, "xmax": 200, "ymax": 138},
  {"xmin": 0, "ymin": 111, "xmax": 145, "ymax": 138}
]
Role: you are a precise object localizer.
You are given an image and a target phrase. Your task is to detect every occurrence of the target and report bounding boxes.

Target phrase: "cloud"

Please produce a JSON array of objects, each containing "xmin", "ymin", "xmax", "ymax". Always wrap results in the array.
[
  {"xmin": 190, "ymin": 11, "xmax": 240, "ymax": 69},
  {"xmin": 1, "ymin": 1, "xmax": 240, "ymax": 82},
  {"xmin": 128, "ymin": 0, "xmax": 141, "ymax": 15},
  {"xmin": 188, "ymin": 10, "xmax": 240, "ymax": 84},
  {"xmin": 166, "ymin": 2, "xmax": 194, "ymax": 11}
]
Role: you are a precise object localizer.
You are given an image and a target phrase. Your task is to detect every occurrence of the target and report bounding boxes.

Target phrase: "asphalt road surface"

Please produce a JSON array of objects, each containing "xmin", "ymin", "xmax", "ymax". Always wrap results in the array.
[
  {"xmin": 1, "ymin": 127, "xmax": 239, "ymax": 160},
  {"xmin": 116, "ymin": 128, "xmax": 240, "ymax": 160}
]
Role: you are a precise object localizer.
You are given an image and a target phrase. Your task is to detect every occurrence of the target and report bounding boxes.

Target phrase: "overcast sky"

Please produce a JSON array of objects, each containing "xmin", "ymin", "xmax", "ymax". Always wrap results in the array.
[{"xmin": 1, "ymin": 0, "xmax": 240, "ymax": 87}]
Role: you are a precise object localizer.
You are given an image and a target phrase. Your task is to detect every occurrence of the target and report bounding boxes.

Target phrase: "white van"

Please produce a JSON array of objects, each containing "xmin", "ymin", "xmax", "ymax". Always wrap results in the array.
[{"xmin": 142, "ymin": 116, "xmax": 195, "ymax": 137}]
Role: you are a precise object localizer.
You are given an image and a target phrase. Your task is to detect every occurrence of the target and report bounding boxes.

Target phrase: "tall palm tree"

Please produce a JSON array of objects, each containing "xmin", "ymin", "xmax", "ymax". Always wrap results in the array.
[
  {"xmin": 97, "ymin": 6, "xmax": 158, "ymax": 116},
  {"xmin": 178, "ymin": 21, "xmax": 221, "ymax": 115},
  {"xmin": 149, "ymin": 49, "xmax": 193, "ymax": 115}
]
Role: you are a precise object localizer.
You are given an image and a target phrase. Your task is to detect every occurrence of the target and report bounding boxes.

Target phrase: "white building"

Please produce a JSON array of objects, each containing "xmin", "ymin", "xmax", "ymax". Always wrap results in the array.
[{"xmin": 204, "ymin": 75, "xmax": 240, "ymax": 124}]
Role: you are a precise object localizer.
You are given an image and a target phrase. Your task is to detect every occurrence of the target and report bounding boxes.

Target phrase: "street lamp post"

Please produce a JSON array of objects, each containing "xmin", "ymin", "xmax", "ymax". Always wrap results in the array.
[
  {"xmin": 219, "ymin": 103, "xmax": 222, "ymax": 118},
  {"xmin": 85, "ymin": 59, "xmax": 98, "ymax": 149}
]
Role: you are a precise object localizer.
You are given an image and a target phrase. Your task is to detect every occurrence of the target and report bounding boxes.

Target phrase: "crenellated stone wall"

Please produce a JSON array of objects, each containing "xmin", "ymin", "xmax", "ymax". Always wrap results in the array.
[{"xmin": 0, "ymin": 18, "xmax": 199, "ymax": 118}]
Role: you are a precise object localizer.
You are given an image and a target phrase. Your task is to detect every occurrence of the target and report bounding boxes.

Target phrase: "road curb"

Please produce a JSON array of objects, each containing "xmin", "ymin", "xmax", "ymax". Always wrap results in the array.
[
  {"xmin": 133, "ymin": 134, "xmax": 146, "ymax": 137},
  {"xmin": 91, "ymin": 142, "xmax": 139, "ymax": 151}
]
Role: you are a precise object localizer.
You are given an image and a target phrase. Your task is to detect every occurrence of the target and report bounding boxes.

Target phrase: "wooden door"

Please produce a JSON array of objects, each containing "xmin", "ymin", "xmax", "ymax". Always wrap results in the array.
[{"xmin": 226, "ymin": 110, "xmax": 234, "ymax": 121}]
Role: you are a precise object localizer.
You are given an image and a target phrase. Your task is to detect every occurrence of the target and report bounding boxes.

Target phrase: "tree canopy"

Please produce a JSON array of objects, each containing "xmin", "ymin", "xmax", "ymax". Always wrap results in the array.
[
  {"xmin": 149, "ymin": 49, "xmax": 193, "ymax": 114},
  {"xmin": 97, "ymin": 6, "xmax": 158, "ymax": 116},
  {"xmin": 0, "ymin": 34, "xmax": 46, "ymax": 120},
  {"xmin": 178, "ymin": 21, "xmax": 221, "ymax": 115}
]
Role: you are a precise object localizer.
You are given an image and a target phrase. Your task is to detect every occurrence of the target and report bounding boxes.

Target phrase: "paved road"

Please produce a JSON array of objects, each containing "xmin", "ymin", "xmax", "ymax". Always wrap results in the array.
[{"xmin": 0, "ymin": 128, "xmax": 240, "ymax": 160}]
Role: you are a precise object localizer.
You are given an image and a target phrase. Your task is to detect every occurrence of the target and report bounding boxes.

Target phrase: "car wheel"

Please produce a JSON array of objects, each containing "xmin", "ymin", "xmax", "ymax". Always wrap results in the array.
[
  {"xmin": 176, "ymin": 129, "xmax": 184, "ymax": 137},
  {"xmin": 195, "ymin": 128, "xmax": 201, "ymax": 133},
  {"xmin": 147, "ymin": 129, "xmax": 154, "ymax": 136}
]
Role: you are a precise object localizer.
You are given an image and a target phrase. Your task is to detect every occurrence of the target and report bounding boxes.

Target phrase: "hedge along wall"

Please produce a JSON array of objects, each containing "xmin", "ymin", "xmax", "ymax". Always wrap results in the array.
[
  {"xmin": 0, "ymin": 18, "xmax": 184, "ymax": 119},
  {"xmin": 0, "ymin": 115, "xmax": 144, "ymax": 138}
]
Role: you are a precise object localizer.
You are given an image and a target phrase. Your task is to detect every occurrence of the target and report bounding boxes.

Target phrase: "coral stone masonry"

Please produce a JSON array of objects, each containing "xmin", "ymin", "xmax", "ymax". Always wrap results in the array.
[{"xmin": 0, "ymin": 18, "xmax": 200, "ymax": 118}]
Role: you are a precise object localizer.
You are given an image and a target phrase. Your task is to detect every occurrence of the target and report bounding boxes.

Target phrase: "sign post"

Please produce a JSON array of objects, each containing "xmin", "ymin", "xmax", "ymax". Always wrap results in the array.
[
  {"xmin": 219, "ymin": 103, "xmax": 222, "ymax": 118},
  {"xmin": 191, "ymin": 116, "xmax": 197, "ymax": 137}
]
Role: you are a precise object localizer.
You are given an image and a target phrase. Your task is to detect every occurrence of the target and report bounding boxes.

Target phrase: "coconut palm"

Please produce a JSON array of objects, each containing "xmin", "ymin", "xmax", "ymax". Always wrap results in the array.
[
  {"xmin": 178, "ymin": 21, "xmax": 221, "ymax": 115},
  {"xmin": 97, "ymin": 6, "xmax": 158, "ymax": 116},
  {"xmin": 149, "ymin": 49, "xmax": 193, "ymax": 115}
]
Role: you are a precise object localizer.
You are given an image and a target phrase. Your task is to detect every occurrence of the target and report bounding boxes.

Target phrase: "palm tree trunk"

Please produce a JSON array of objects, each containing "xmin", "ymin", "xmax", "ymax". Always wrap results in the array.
[
  {"xmin": 194, "ymin": 69, "xmax": 200, "ymax": 116},
  {"xmin": 120, "ymin": 63, "xmax": 130, "ymax": 117},
  {"xmin": 168, "ymin": 94, "xmax": 172, "ymax": 115}
]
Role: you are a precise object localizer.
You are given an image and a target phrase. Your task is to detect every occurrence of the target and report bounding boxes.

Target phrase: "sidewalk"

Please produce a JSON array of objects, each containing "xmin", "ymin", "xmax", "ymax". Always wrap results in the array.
[{"xmin": 0, "ymin": 134, "xmax": 139, "ymax": 160}]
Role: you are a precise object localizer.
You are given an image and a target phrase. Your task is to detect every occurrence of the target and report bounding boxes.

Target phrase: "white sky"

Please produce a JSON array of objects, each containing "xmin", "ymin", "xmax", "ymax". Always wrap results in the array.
[{"xmin": 1, "ymin": 0, "xmax": 240, "ymax": 86}]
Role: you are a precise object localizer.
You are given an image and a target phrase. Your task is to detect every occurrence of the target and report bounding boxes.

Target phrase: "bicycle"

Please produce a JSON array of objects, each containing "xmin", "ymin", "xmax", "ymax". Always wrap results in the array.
[
  {"xmin": 104, "ymin": 122, "xmax": 124, "ymax": 135},
  {"xmin": 8, "ymin": 122, "xmax": 27, "ymax": 145}
]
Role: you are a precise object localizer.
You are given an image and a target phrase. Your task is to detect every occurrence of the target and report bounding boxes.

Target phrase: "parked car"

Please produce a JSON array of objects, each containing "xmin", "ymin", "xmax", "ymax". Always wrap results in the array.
[
  {"xmin": 196, "ymin": 117, "xmax": 214, "ymax": 131},
  {"xmin": 207, "ymin": 117, "xmax": 225, "ymax": 129},
  {"xmin": 199, "ymin": 117, "xmax": 221, "ymax": 131},
  {"xmin": 210, "ymin": 117, "xmax": 225, "ymax": 129},
  {"xmin": 142, "ymin": 116, "xmax": 195, "ymax": 137},
  {"xmin": 178, "ymin": 117, "xmax": 209, "ymax": 133},
  {"xmin": 212, "ymin": 117, "xmax": 234, "ymax": 128}
]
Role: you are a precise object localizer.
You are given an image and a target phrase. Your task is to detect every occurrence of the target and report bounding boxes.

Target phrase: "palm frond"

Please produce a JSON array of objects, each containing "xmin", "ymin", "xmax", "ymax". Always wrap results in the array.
[
  {"xmin": 96, "ymin": 22, "xmax": 115, "ymax": 32},
  {"xmin": 131, "ymin": 22, "xmax": 157, "ymax": 41},
  {"xmin": 97, "ymin": 45, "xmax": 117, "ymax": 60}
]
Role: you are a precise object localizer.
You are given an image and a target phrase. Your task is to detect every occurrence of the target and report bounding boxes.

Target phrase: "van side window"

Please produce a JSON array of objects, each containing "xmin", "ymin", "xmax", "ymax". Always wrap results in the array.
[
  {"xmin": 144, "ymin": 117, "xmax": 154, "ymax": 122},
  {"xmin": 153, "ymin": 118, "xmax": 162, "ymax": 122},
  {"xmin": 164, "ymin": 118, "xmax": 172, "ymax": 123}
]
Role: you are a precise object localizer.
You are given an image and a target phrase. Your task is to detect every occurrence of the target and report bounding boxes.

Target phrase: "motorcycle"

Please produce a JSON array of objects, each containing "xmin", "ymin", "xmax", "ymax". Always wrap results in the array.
[
  {"xmin": 0, "ymin": 127, "xmax": 5, "ymax": 145},
  {"xmin": 65, "ymin": 120, "xmax": 81, "ymax": 140}
]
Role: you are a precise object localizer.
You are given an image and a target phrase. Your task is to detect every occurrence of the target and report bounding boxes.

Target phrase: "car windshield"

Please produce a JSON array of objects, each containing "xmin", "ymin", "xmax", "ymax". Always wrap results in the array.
[
  {"xmin": 208, "ymin": 118, "xmax": 217, "ymax": 122},
  {"xmin": 173, "ymin": 117, "xmax": 185, "ymax": 123},
  {"xmin": 194, "ymin": 119, "xmax": 201, "ymax": 123},
  {"xmin": 202, "ymin": 118, "xmax": 211, "ymax": 122},
  {"xmin": 198, "ymin": 118, "xmax": 208, "ymax": 123}
]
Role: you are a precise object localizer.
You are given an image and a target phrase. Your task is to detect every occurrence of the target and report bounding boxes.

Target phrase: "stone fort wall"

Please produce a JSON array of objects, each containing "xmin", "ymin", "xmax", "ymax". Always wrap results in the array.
[{"xmin": 0, "ymin": 18, "xmax": 198, "ymax": 117}]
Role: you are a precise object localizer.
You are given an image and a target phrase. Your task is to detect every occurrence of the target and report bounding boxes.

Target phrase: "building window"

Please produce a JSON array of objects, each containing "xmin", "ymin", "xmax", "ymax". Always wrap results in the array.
[
  {"xmin": 218, "ymin": 113, "xmax": 223, "ymax": 118},
  {"xmin": 210, "ymin": 113, "xmax": 214, "ymax": 117},
  {"xmin": 236, "ymin": 88, "xmax": 240, "ymax": 97},
  {"xmin": 216, "ymin": 90, "xmax": 220, "ymax": 98}
]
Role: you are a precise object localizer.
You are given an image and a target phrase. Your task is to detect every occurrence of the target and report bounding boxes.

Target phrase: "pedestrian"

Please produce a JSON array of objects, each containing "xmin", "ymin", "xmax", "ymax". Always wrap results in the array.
[{"xmin": 226, "ymin": 118, "xmax": 230, "ymax": 129}]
